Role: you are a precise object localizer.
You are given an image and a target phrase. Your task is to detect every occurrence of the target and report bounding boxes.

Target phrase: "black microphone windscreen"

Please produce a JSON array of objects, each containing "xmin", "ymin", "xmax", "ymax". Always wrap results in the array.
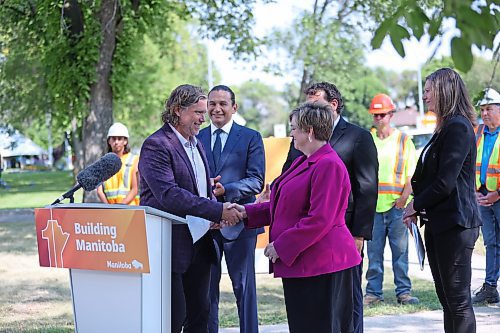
[{"xmin": 76, "ymin": 153, "xmax": 122, "ymax": 191}]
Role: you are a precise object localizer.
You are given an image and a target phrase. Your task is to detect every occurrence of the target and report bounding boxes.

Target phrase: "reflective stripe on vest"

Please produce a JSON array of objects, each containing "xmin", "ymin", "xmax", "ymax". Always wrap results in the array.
[
  {"xmin": 103, "ymin": 153, "xmax": 139, "ymax": 204},
  {"xmin": 377, "ymin": 131, "xmax": 408, "ymax": 195},
  {"xmin": 475, "ymin": 124, "xmax": 500, "ymax": 191}
]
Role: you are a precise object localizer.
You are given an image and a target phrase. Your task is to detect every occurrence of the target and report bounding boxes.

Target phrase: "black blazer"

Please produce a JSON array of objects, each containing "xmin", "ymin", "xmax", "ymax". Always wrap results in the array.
[
  {"xmin": 411, "ymin": 115, "xmax": 481, "ymax": 234},
  {"xmin": 282, "ymin": 116, "xmax": 379, "ymax": 240}
]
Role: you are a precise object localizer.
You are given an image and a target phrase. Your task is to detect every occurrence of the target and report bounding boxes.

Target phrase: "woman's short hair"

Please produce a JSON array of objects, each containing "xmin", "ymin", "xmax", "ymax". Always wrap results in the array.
[
  {"xmin": 425, "ymin": 68, "xmax": 477, "ymax": 128},
  {"xmin": 289, "ymin": 101, "xmax": 334, "ymax": 141},
  {"xmin": 162, "ymin": 84, "xmax": 207, "ymax": 125}
]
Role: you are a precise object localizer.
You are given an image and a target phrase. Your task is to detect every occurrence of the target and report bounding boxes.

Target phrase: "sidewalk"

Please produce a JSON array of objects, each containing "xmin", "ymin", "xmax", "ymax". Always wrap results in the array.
[{"xmin": 220, "ymin": 306, "xmax": 499, "ymax": 333}]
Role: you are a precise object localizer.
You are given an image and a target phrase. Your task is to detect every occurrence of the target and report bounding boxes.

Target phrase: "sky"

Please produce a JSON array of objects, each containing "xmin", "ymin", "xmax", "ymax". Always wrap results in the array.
[{"xmin": 207, "ymin": 0, "xmax": 497, "ymax": 90}]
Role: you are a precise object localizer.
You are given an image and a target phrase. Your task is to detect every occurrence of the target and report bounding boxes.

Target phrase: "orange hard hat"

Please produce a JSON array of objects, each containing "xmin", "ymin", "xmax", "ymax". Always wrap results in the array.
[{"xmin": 369, "ymin": 94, "xmax": 396, "ymax": 114}]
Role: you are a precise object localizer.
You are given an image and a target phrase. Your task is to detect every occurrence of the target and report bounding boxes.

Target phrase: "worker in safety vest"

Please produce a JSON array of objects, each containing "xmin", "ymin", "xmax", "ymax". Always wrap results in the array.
[
  {"xmin": 472, "ymin": 87, "xmax": 500, "ymax": 304},
  {"xmin": 364, "ymin": 94, "xmax": 419, "ymax": 306},
  {"xmin": 97, "ymin": 122, "xmax": 140, "ymax": 205}
]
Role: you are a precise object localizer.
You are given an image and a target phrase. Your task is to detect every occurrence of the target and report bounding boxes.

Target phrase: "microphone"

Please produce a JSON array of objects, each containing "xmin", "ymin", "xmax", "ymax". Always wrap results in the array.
[{"xmin": 51, "ymin": 153, "xmax": 122, "ymax": 205}]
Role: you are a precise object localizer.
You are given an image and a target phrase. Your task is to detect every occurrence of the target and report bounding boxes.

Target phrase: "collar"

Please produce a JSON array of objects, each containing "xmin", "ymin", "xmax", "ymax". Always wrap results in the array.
[
  {"xmin": 333, "ymin": 115, "xmax": 340, "ymax": 130},
  {"xmin": 168, "ymin": 123, "xmax": 198, "ymax": 148},
  {"xmin": 484, "ymin": 125, "xmax": 500, "ymax": 135},
  {"xmin": 210, "ymin": 119, "xmax": 234, "ymax": 135}
]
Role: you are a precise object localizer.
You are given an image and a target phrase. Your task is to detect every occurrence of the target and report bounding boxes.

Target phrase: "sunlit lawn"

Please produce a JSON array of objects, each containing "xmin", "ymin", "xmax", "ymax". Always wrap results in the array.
[{"xmin": 0, "ymin": 170, "xmax": 83, "ymax": 209}]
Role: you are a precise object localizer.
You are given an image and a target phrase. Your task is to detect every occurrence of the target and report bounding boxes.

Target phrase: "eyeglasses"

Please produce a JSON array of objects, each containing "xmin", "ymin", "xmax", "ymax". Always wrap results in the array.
[{"xmin": 373, "ymin": 113, "xmax": 390, "ymax": 118}]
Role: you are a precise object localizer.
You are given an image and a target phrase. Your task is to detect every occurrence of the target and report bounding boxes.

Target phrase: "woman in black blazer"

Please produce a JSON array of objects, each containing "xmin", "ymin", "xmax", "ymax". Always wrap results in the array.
[{"xmin": 404, "ymin": 68, "xmax": 481, "ymax": 333}]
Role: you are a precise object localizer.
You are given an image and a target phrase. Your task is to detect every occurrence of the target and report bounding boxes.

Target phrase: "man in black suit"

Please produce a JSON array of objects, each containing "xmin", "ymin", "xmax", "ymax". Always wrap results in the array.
[{"xmin": 281, "ymin": 82, "xmax": 378, "ymax": 333}]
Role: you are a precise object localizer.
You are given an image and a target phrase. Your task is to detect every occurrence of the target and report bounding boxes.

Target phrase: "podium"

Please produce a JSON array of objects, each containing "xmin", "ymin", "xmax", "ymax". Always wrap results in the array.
[{"xmin": 35, "ymin": 203, "xmax": 186, "ymax": 333}]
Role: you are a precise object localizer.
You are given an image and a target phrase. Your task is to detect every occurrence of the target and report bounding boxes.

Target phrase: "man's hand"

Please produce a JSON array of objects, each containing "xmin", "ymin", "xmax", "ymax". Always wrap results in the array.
[
  {"xmin": 264, "ymin": 241, "xmax": 279, "ymax": 263},
  {"xmin": 354, "ymin": 236, "xmax": 364, "ymax": 254},
  {"xmin": 211, "ymin": 175, "xmax": 225, "ymax": 197},
  {"xmin": 255, "ymin": 183, "xmax": 271, "ymax": 204},
  {"xmin": 227, "ymin": 203, "xmax": 247, "ymax": 219},
  {"xmin": 221, "ymin": 202, "xmax": 242, "ymax": 225},
  {"xmin": 477, "ymin": 191, "xmax": 499, "ymax": 207}
]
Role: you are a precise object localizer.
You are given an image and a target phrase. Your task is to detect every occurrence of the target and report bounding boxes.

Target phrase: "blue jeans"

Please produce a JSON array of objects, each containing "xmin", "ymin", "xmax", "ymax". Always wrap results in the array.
[
  {"xmin": 479, "ymin": 202, "xmax": 500, "ymax": 287},
  {"xmin": 366, "ymin": 206, "xmax": 412, "ymax": 298}
]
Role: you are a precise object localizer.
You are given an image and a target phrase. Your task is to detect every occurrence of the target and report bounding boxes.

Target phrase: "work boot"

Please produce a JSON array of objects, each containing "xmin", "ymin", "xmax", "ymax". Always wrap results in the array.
[
  {"xmin": 472, "ymin": 283, "xmax": 499, "ymax": 304},
  {"xmin": 397, "ymin": 293, "xmax": 420, "ymax": 305},
  {"xmin": 363, "ymin": 293, "xmax": 383, "ymax": 306}
]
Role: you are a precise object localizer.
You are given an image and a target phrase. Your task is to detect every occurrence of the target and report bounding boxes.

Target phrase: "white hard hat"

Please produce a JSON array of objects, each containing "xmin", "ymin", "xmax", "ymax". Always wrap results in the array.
[
  {"xmin": 478, "ymin": 88, "xmax": 500, "ymax": 106},
  {"xmin": 107, "ymin": 122, "xmax": 129, "ymax": 138}
]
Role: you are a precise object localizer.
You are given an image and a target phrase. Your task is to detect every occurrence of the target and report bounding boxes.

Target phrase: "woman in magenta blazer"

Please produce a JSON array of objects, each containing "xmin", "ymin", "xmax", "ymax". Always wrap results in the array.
[{"xmin": 232, "ymin": 102, "xmax": 361, "ymax": 332}]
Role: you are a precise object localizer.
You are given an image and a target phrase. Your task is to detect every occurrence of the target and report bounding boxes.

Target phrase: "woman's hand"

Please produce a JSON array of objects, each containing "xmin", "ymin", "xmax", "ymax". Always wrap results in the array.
[
  {"xmin": 403, "ymin": 199, "xmax": 417, "ymax": 230},
  {"xmin": 403, "ymin": 215, "xmax": 417, "ymax": 231},
  {"xmin": 264, "ymin": 242, "xmax": 279, "ymax": 263},
  {"xmin": 403, "ymin": 199, "xmax": 416, "ymax": 219}
]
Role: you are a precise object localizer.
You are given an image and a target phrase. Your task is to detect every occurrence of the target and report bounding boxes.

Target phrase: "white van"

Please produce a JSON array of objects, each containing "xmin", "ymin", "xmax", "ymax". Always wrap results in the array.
[{"xmin": 403, "ymin": 128, "xmax": 435, "ymax": 157}]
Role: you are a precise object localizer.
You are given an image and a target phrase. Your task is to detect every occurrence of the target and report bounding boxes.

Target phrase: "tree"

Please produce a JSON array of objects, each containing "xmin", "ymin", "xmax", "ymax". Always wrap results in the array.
[
  {"xmin": 370, "ymin": 0, "xmax": 499, "ymax": 72},
  {"xmin": 0, "ymin": 0, "xmax": 265, "ymax": 201},
  {"xmin": 234, "ymin": 80, "xmax": 288, "ymax": 137}
]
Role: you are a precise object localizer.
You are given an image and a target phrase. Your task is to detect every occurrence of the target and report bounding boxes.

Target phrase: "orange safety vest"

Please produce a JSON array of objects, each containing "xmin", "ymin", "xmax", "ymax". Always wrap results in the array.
[{"xmin": 102, "ymin": 153, "xmax": 140, "ymax": 205}]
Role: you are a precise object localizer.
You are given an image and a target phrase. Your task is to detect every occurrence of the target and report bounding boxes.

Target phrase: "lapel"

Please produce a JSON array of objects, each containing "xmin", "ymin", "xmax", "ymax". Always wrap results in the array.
[
  {"xmin": 198, "ymin": 128, "xmax": 216, "ymax": 177},
  {"xmin": 271, "ymin": 144, "xmax": 332, "ymax": 221},
  {"xmin": 414, "ymin": 132, "xmax": 438, "ymax": 181},
  {"xmin": 216, "ymin": 123, "xmax": 242, "ymax": 175},
  {"xmin": 162, "ymin": 124, "xmax": 199, "ymax": 196},
  {"xmin": 330, "ymin": 116, "xmax": 347, "ymax": 147}
]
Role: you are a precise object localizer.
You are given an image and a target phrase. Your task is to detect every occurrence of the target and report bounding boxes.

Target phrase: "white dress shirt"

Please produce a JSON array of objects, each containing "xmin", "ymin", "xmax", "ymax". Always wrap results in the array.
[
  {"xmin": 169, "ymin": 124, "xmax": 208, "ymax": 198},
  {"xmin": 210, "ymin": 119, "xmax": 234, "ymax": 151}
]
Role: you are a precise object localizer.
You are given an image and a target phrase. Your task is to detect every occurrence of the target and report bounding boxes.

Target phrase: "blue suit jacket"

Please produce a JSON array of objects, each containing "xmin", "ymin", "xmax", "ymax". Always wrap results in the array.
[
  {"xmin": 198, "ymin": 122, "xmax": 265, "ymax": 240},
  {"xmin": 139, "ymin": 123, "xmax": 223, "ymax": 273}
]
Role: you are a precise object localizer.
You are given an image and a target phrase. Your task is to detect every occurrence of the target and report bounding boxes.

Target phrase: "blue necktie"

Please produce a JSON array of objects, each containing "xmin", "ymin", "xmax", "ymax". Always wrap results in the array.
[{"xmin": 213, "ymin": 128, "xmax": 223, "ymax": 170}]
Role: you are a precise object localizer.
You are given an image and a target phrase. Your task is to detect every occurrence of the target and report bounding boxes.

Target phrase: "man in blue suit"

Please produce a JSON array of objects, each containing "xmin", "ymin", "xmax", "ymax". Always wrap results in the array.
[{"xmin": 198, "ymin": 85, "xmax": 265, "ymax": 333}]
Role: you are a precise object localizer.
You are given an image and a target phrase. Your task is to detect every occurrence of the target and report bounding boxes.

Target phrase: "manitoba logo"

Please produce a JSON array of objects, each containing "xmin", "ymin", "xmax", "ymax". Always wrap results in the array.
[{"xmin": 41, "ymin": 219, "xmax": 70, "ymax": 268}]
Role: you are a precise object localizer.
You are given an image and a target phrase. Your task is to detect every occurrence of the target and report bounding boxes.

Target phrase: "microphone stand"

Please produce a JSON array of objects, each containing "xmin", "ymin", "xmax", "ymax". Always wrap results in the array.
[{"xmin": 51, "ymin": 184, "xmax": 81, "ymax": 205}]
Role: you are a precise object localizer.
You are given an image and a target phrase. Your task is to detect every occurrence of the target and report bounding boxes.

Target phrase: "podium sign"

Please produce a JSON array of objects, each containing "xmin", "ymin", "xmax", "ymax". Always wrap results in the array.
[{"xmin": 35, "ymin": 208, "xmax": 150, "ymax": 273}]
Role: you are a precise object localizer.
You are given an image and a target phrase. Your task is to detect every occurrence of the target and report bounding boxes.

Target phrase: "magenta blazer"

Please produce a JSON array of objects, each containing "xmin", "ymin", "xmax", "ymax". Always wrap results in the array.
[{"xmin": 245, "ymin": 144, "xmax": 361, "ymax": 278}]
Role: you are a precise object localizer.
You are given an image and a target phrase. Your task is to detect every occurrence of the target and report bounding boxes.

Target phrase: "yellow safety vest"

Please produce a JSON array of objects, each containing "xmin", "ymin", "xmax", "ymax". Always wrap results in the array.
[
  {"xmin": 102, "ymin": 153, "xmax": 140, "ymax": 205},
  {"xmin": 372, "ymin": 129, "xmax": 416, "ymax": 212},
  {"xmin": 475, "ymin": 124, "xmax": 500, "ymax": 191}
]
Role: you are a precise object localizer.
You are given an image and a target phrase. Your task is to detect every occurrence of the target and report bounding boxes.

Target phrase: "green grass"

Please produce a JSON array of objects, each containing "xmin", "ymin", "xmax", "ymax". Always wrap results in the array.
[{"xmin": 0, "ymin": 171, "xmax": 83, "ymax": 209}]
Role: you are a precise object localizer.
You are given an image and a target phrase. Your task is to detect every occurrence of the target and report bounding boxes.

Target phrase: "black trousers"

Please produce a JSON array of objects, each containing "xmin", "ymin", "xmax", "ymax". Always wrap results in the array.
[
  {"xmin": 171, "ymin": 237, "xmax": 213, "ymax": 333},
  {"xmin": 282, "ymin": 268, "xmax": 354, "ymax": 333},
  {"xmin": 425, "ymin": 225, "xmax": 479, "ymax": 333},
  {"xmin": 352, "ymin": 260, "xmax": 363, "ymax": 333}
]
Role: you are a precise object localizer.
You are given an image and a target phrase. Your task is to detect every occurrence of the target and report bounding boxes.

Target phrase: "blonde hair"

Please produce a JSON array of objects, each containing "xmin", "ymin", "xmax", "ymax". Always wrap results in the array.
[
  {"xmin": 425, "ymin": 68, "xmax": 477, "ymax": 130},
  {"xmin": 289, "ymin": 101, "xmax": 334, "ymax": 141}
]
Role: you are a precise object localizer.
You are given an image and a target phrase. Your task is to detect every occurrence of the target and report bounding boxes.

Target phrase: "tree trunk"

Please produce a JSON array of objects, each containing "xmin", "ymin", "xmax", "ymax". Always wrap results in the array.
[
  {"xmin": 82, "ymin": 0, "xmax": 119, "ymax": 202},
  {"xmin": 71, "ymin": 117, "xmax": 84, "ymax": 178}
]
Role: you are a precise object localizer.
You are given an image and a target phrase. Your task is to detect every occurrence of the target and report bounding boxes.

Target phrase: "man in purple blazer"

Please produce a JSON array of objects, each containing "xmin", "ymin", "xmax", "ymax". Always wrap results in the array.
[{"xmin": 138, "ymin": 84, "xmax": 242, "ymax": 333}]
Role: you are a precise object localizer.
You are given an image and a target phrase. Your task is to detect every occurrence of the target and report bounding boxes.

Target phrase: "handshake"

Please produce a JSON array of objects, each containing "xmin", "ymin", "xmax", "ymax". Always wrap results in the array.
[{"xmin": 216, "ymin": 202, "xmax": 247, "ymax": 228}]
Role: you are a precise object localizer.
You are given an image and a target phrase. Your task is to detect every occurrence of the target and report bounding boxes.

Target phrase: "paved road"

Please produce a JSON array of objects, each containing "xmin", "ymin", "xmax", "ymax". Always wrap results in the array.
[{"xmin": 220, "ymin": 306, "xmax": 500, "ymax": 333}]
